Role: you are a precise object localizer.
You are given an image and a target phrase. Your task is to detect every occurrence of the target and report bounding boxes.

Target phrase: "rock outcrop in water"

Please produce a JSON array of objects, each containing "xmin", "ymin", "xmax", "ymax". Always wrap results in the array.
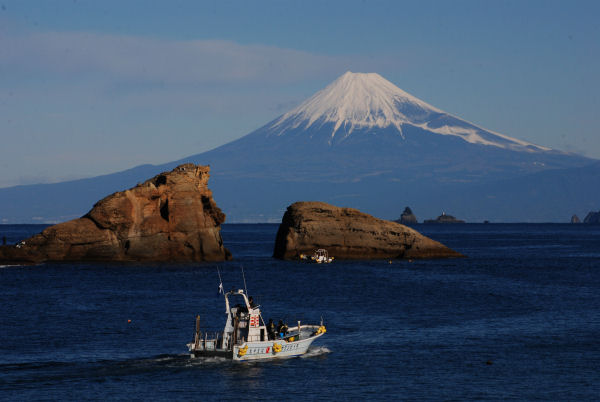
[
  {"xmin": 273, "ymin": 201, "xmax": 463, "ymax": 260},
  {"xmin": 424, "ymin": 212, "xmax": 465, "ymax": 224},
  {"xmin": 583, "ymin": 210, "xmax": 600, "ymax": 224},
  {"xmin": 396, "ymin": 206, "xmax": 418, "ymax": 225},
  {"xmin": 0, "ymin": 164, "xmax": 232, "ymax": 264}
]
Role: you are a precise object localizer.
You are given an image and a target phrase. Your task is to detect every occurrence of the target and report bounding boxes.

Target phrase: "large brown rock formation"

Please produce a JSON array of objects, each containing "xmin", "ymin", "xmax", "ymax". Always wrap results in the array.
[
  {"xmin": 0, "ymin": 164, "xmax": 232, "ymax": 263},
  {"xmin": 273, "ymin": 201, "xmax": 463, "ymax": 260}
]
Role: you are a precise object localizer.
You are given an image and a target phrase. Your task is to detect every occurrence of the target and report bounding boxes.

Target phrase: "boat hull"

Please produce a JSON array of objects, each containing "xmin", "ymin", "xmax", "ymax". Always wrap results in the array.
[
  {"xmin": 188, "ymin": 332, "xmax": 324, "ymax": 361},
  {"xmin": 233, "ymin": 333, "xmax": 323, "ymax": 361}
]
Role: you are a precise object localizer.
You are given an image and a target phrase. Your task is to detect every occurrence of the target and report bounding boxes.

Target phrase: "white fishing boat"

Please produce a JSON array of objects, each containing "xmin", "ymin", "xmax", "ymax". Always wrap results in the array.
[
  {"xmin": 300, "ymin": 249, "xmax": 334, "ymax": 264},
  {"xmin": 187, "ymin": 288, "xmax": 326, "ymax": 361}
]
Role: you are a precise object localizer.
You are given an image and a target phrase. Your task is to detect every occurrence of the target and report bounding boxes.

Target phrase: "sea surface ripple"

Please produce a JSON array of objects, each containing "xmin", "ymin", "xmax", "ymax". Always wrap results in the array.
[{"xmin": 1, "ymin": 223, "xmax": 599, "ymax": 400}]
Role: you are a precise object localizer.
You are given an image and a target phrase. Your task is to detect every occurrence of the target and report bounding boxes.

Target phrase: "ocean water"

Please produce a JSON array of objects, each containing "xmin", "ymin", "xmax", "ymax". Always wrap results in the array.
[{"xmin": 1, "ymin": 223, "xmax": 599, "ymax": 400}]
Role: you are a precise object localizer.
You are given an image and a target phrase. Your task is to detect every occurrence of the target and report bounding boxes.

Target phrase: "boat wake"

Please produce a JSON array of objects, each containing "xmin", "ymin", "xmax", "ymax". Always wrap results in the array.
[
  {"xmin": 301, "ymin": 346, "xmax": 331, "ymax": 358},
  {"xmin": 185, "ymin": 355, "xmax": 231, "ymax": 365},
  {"xmin": 0, "ymin": 263, "xmax": 40, "ymax": 269},
  {"xmin": 0, "ymin": 354, "xmax": 197, "ymax": 389}
]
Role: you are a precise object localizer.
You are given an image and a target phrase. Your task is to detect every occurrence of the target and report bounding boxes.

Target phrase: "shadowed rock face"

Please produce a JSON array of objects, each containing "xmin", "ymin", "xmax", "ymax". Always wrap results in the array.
[
  {"xmin": 583, "ymin": 211, "xmax": 600, "ymax": 224},
  {"xmin": 397, "ymin": 206, "xmax": 418, "ymax": 224},
  {"xmin": 273, "ymin": 201, "xmax": 463, "ymax": 260},
  {"xmin": 0, "ymin": 164, "xmax": 232, "ymax": 263}
]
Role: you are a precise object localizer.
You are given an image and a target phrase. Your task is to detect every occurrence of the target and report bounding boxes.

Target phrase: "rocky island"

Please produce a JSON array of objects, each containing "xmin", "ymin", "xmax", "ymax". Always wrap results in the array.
[
  {"xmin": 0, "ymin": 164, "xmax": 232, "ymax": 264},
  {"xmin": 273, "ymin": 201, "xmax": 463, "ymax": 260},
  {"xmin": 424, "ymin": 212, "xmax": 465, "ymax": 224},
  {"xmin": 583, "ymin": 210, "xmax": 600, "ymax": 224},
  {"xmin": 396, "ymin": 206, "xmax": 418, "ymax": 225}
]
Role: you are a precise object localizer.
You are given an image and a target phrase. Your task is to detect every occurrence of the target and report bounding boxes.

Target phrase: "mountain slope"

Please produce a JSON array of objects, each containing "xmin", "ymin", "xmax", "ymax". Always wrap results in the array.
[
  {"xmin": 0, "ymin": 71, "xmax": 597, "ymax": 223},
  {"xmin": 176, "ymin": 72, "xmax": 588, "ymax": 186},
  {"xmin": 268, "ymin": 71, "xmax": 548, "ymax": 152}
]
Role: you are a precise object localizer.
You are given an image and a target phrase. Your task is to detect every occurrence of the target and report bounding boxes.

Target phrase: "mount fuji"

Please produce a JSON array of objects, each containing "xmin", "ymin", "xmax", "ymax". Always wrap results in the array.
[
  {"xmin": 271, "ymin": 71, "xmax": 548, "ymax": 152},
  {"xmin": 1, "ymin": 72, "xmax": 598, "ymax": 223},
  {"xmin": 194, "ymin": 71, "xmax": 576, "ymax": 183}
]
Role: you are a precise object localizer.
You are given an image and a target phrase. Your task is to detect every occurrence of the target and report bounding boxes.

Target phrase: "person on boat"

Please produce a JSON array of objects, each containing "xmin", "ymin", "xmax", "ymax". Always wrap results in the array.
[
  {"xmin": 248, "ymin": 296, "xmax": 257, "ymax": 308},
  {"xmin": 277, "ymin": 320, "xmax": 288, "ymax": 338},
  {"xmin": 234, "ymin": 303, "xmax": 247, "ymax": 314},
  {"xmin": 267, "ymin": 318, "xmax": 276, "ymax": 340}
]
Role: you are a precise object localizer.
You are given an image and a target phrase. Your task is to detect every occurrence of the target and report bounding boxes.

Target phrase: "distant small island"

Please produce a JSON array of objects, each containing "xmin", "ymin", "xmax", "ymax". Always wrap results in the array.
[
  {"xmin": 395, "ymin": 206, "xmax": 418, "ymax": 225},
  {"xmin": 570, "ymin": 210, "xmax": 600, "ymax": 224},
  {"xmin": 424, "ymin": 212, "xmax": 465, "ymax": 224},
  {"xmin": 583, "ymin": 210, "xmax": 600, "ymax": 224}
]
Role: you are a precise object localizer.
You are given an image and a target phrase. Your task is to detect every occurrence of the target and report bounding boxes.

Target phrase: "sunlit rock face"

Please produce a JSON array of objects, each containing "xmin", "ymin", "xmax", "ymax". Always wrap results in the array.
[
  {"xmin": 273, "ymin": 201, "xmax": 463, "ymax": 260},
  {"xmin": 0, "ymin": 164, "xmax": 232, "ymax": 263}
]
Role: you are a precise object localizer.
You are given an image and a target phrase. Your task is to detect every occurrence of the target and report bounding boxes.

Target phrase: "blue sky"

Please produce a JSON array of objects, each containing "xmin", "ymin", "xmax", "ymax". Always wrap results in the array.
[{"xmin": 1, "ymin": 0, "xmax": 598, "ymax": 187}]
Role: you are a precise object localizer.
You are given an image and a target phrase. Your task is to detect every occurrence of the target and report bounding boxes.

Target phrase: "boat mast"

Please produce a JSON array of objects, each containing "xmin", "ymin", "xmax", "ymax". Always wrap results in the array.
[
  {"xmin": 194, "ymin": 315, "xmax": 201, "ymax": 350},
  {"xmin": 241, "ymin": 265, "xmax": 248, "ymax": 295}
]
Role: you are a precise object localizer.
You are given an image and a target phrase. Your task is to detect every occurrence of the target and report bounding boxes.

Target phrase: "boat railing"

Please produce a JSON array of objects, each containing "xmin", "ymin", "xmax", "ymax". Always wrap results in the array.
[
  {"xmin": 193, "ymin": 331, "xmax": 224, "ymax": 351},
  {"xmin": 282, "ymin": 324, "xmax": 321, "ymax": 340},
  {"xmin": 287, "ymin": 324, "xmax": 320, "ymax": 332}
]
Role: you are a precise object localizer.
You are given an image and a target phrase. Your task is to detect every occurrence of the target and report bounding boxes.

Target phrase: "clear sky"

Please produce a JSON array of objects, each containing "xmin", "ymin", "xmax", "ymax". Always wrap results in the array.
[{"xmin": 1, "ymin": 0, "xmax": 598, "ymax": 187}]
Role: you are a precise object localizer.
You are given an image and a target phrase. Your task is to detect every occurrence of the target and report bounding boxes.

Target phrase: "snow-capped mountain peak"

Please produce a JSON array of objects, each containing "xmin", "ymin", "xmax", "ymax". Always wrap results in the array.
[
  {"xmin": 269, "ymin": 71, "xmax": 550, "ymax": 152},
  {"xmin": 272, "ymin": 71, "xmax": 441, "ymax": 137}
]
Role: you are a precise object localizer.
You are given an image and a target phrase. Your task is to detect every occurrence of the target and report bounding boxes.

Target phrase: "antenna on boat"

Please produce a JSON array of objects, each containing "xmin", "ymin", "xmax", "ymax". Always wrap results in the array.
[
  {"xmin": 216, "ymin": 265, "xmax": 224, "ymax": 296},
  {"xmin": 241, "ymin": 265, "xmax": 248, "ymax": 295}
]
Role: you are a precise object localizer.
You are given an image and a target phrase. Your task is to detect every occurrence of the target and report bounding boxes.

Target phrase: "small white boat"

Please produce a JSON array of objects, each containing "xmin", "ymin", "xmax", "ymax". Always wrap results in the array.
[
  {"xmin": 187, "ymin": 288, "xmax": 326, "ymax": 361},
  {"xmin": 312, "ymin": 249, "xmax": 334, "ymax": 263},
  {"xmin": 300, "ymin": 249, "xmax": 334, "ymax": 264}
]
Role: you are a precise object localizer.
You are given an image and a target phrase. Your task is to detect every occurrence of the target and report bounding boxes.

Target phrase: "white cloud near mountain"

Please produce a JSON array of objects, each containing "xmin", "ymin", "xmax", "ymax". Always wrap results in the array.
[
  {"xmin": 0, "ymin": 31, "xmax": 360, "ymax": 188},
  {"xmin": 1, "ymin": 31, "xmax": 343, "ymax": 85}
]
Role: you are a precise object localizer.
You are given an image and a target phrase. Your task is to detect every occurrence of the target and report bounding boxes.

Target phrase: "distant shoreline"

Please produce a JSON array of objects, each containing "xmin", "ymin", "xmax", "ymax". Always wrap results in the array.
[{"xmin": 0, "ymin": 222, "xmax": 597, "ymax": 226}]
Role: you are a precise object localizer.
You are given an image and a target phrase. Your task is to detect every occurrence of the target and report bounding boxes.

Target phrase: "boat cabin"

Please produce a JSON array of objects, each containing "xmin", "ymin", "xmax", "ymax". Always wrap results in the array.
[
  {"xmin": 221, "ymin": 289, "xmax": 267, "ymax": 350},
  {"xmin": 313, "ymin": 249, "xmax": 333, "ymax": 263}
]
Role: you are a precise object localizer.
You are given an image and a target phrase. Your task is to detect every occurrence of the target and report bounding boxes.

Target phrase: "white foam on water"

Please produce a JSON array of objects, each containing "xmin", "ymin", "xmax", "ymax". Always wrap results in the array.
[
  {"xmin": 0, "ymin": 264, "xmax": 28, "ymax": 269},
  {"xmin": 301, "ymin": 346, "xmax": 331, "ymax": 358},
  {"xmin": 186, "ymin": 355, "xmax": 230, "ymax": 366}
]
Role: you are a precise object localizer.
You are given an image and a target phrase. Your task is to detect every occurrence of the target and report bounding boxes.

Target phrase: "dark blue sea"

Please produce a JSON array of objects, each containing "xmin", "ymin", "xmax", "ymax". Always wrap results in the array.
[{"xmin": 1, "ymin": 223, "xmax": 600, "ymax": 400}]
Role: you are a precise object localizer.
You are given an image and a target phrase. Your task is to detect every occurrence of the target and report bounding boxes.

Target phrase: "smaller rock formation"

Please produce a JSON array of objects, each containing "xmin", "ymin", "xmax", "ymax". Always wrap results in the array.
[
  {"xmin": 396, "ymin": 206, "xmax": 418, "ymax": 225},
  {"xmin": 571, "ymin": 215, "xmax": 581, "ymax": 224},
  {"xmin": 424, "ymin": 212, "xmax": 465, "ymax": 224},
  {"xmin": 583, "ymin": 211, "xmax": 600, "ymax": 224},
  {"xmin": 0, "ymin": 164, "xmax": 232, "ymax": 264},
  {"xmin": 273, "ymin": 201, "xmax": 463, "ymax": 260}
]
